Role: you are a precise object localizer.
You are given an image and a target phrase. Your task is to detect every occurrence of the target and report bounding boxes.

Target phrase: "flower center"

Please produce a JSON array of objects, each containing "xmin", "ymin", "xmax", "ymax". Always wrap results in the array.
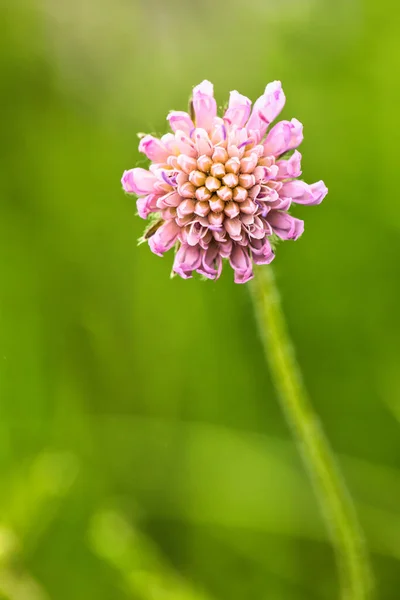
[{"xmin": 175, "ymin": 147, "xmax": 262, "ymax": 229}]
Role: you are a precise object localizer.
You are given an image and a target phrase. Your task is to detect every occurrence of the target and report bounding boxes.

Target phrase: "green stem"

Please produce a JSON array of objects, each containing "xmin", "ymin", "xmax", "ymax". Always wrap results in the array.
[{"xmin": 250, "ymin": 266, "xmax": 372, "ymax": 600}]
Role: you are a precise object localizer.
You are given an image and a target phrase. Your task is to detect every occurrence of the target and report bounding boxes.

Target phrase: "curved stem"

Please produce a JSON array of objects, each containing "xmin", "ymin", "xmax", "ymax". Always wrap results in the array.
[{"xmin": 250, "ymin": 266, "xmax": 372, "ymax": 600}]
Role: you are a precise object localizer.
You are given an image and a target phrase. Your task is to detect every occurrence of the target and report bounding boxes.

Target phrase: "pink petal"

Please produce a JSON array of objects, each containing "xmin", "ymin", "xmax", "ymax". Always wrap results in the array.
[
  {"xmin": 263, "ymin": 118, "xmax": 303, "ymax": 156},
  {"xmin": 176, "ymin": 199, "xmax": 196, "ymax": 218},
  {"xmin": 251, "ymin": 239, "xmax": 275, "ymax": 265},
  {"xmin": 198, "ymin": 243, "xmax": 222, "ymax": 279},
  {"xmin": 136, "ymin": 193, "xmax": 158, "ymax": 219},
  {"xmin": 246, "ymin": 81, "xmax": 286, "ymax": 140},
  {"xmin": 173, "ymin": 244, "xmax": 202, "ymax": 278},
  {"xmin": 276, "ymin": 151, "xmax": 302, "ymax": 179},
  {"xmin": 280, "ymin": 180, "xmax": 327, "ymax": 206},
  {"xmin": 186, "ymin": 222, "xmax": 205, "ymax": 246},
  {"xmin": 309, "ymin": 181, "xmax": 328, "ymax": 204},
  {"xmin": 268, "ymin": 211, "xmax": 304, "ymax": 240},
  {"xmin": 266, "ymin": 196, "xmax": 292, "ymax": 211},
  {"xmin": 138, "ymin": 135, "xmax": 170, "ymax": 163},
  {"xmin": 193, "ymin": 128, "xmax": 213, "ymax": 156},
  {"xmin": 177, "ymin": 154, "xmax": 198, "ymax": 174},
  {"xmin": 192, "ymin": 80, "xmax": 217, "ymax": 132},
  {"xmin": 225, "ymin": 217, "xmax": 242, "ymax": 240},
  {"xmin": 167, "ymin": 111, "xmax": 195, "ymax": 135},
  {"xmin": 156, "ymin": 192, "xmax": 181, "ymax": 209},
  {"xmin": 252, "ymin": 252, "xmax": 275, "ymax": 265},
  {"xmin": 218, "ymin": 238, "xmax": 233, "ymax": 257},
  {"xmin": 250, "ymin": 238, "xmax": 275, "ymax": 264},
  {"xmin": 210, "ymin": 118, "xmax": 228, "ymax": 145},
  {"xmin": 174, "ymin": 130, "xmax": 198, "ymax": 158},
  {"xmin": 234, "ymin": 271, "xmax": 254, "ymax": 284},
  {"xmin": 229, "ymin": 245, "xmax": 253, "ymax": 283},
  {"xmin": 121, "ymin": 168, "xmax": 157, "ymax": 195},
  {"xmin": 240, "ymin": 153, "xmax": 258, "ymax": 174},
  {"xmin": 148, "ymin": 220, "xmax": 180, "ymax": 256},
  {"xmin": 161, "ymin": 133, "xmax": 180, "ymax": 155},
  {"xmin": 223, "ymin": 90, "xmax": 252, "ymax": 128}
]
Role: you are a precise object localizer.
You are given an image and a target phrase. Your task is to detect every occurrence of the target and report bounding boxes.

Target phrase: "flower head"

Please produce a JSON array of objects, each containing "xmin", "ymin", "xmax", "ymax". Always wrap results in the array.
[{"xmin": 122, "ymin": 80, "xmax": 327, "ymax": 283}]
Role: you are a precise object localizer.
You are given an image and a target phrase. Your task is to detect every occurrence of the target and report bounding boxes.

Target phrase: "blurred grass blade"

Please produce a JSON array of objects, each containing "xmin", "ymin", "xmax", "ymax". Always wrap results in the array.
[{"xmin": 90, "ymin": 509, "xmax": 215, "ymax": 600}]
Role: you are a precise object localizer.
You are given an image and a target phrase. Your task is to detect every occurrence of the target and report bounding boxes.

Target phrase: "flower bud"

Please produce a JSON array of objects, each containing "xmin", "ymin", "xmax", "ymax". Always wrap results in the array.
[
  {"xmin": 177, "ymin": 199, "xmax": 196, "ymax": 218},
  {"xmin": 224, "ymin": 201, "xmax": 240, "ymax": 219},
  {"xmin": 225, "ymin": 157, "xmax": 240, "ymax": 175},
  {"xmin": 232, "ymin": 186, "xmax": 248, "ymax": 202},
  {"xmin": 195, "ymin": 186, "xmax": 212, "ymax": 201},
  {"xmin": 222, "ymin": 173, "xmax": 239, "ymax": 188},
  {"xmin": 212, "ymin": 147, "xmax": 229, "ymax": 163},
  {"xmin": 217, "ymin": 186, "xmax": 233, "ymax": 201},
  {"xmin": 179, "ymin": 182, "xmax": 196, "ymax": 198},
  {"xmin": 208, "ymin": 212, "xmax": 225, "ymax": 227},
  {"xmin": 239, "ymin": 198, "xmax": 257, "ymax": 215},
  {"xmin": 189, "ymin": 170, "xmax": 207, "ymax": 187},
  {"xmin": 209, "ymin": 196, "xmax": 225, "ymax": 213},
  {"xmin": 240, "ymin": 153, "xmax": 258, "ymax": 174},
  {"xmin": 197, "ymin": 155, "xmax": 213, "ymax": 173},
  {"xmin": 194, "ymin": 201, "xmax": 210, "ymax": 217},
  {"xmin": 238, "ymin": 174, "xmax": 255, "ymax": 189},
  {"xmin": 210, "ymin": 163, "xmax": 225, "ymax": 178},
  {"xmin": 205, "ymin": 176, "xmax": 221, "ymax": 192}
]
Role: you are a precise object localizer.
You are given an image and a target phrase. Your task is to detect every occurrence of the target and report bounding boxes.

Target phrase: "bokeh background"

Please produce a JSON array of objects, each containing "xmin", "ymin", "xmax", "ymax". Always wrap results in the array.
[{"xmin": 1, "ymin": 0, "xmax": 400, "ymax": 598}]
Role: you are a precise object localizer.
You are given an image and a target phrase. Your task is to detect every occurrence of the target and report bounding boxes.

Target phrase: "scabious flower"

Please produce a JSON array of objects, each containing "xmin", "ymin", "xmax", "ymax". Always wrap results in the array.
[{"xmin": 122, "ymin": 80, "xmax": 327, "ymax": 283}]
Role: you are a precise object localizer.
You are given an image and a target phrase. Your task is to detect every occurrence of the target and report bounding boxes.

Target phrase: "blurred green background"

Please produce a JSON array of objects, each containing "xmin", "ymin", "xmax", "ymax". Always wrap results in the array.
[{"xmin": 1, "ymin": 0, "xmax": 400, "ymax": 598}]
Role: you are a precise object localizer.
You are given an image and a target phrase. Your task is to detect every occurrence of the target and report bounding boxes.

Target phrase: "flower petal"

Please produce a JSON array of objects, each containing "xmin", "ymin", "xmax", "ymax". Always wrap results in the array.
[
  {"xmin": 225, "ymin": 217, "xmax": 242, "ymax": 241},
  {"xmin": 193, "ymin": 128, "xmax": 213, "ymax": 156},
  {"xmin": 136, "ymin": 193, "xmax": 158, "ymax": 219},
  {"xmin": 234, "ymin": 271, "xmax": 254, "ymax": 284},
  {"xmin": 276, "ymin": 151, "xmax": 302, "ymax": 179},
  {"xmin": 309, "ymin": 181, "xmax": 328, "ymax": 204},
  {"xmin": 161, "ymin": 133, "xmax": 180, "ymax": 155},
  {"xmin": 121, "ymin": 168, "xmax": 157, "ymax": 195},
  {"xmin": 192, "ymin": 80, "xmax": 217, "ymax": 132},
  {"xmin": 167, "ymin": 111, "xmax": 195, "ymax": 135},
  {"xmin": 251, "ymin": 240, "xmax": 275, "ymax": 265},
  {"xmin": 210, "ymin": 119, "xmax": 228, "ymax": 145},
  {"xmin": 138, "ymin": 135, "xmax": 170, "ymax": 163},
  {"xmin": 197, "ymin": 243, "xmax": 222, "ymax": 279},
  {"xmin": 280, "ymin": 180, "xmax": 328, "ymax": 205},
  {"xmin": 223, "ymin": 90, "xmax": 252, "ymax": 128},
  {"xmin": 263, "ymin": 118, "xmax": 303, "ymax": 156},
  {"xmin": 229, "ymin": 245, "xmax": 253, "ymax": 283},
  {"xmin": 173, "ymin": 244, "xmax": 202, "ymax": 278},
  {"xmin": 148, "ymin": 220, "xmax": 180, "ymax": 256},
  {"xmin": 246, "ymin": 81, "xmax": 286, "ymax": 139},
  {"xmin": 174, "ymin": 130, "xmax": 198, "ymax": 158},
  {"xmin": 250, "ymin": 237, "xmax": 275, "ymax": 265},
  {"xmin": 268, "ymin": 211, "xmax": 304, "ymax": 240}
]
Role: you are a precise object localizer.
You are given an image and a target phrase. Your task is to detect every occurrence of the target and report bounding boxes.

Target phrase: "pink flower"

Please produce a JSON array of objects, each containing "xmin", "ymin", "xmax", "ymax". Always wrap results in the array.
[
  {"xmin": 121, "ymin": 80, "xmax": 328, "ymax": 283},
  {"xmin": 191, "ymin": 80, "xmax": 217, "ymax": 132}
]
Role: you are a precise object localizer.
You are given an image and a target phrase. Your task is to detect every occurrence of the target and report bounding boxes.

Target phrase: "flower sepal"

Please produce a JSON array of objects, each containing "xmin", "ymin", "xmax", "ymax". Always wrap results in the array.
[{"xmin": 137, "ymin": 213, "xmax": 163, "ymax": 245}]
